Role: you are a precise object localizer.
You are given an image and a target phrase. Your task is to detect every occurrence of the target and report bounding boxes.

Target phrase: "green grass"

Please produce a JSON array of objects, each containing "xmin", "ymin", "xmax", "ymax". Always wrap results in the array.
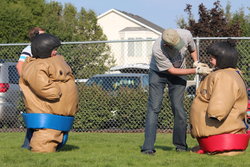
[{"xmin": 0, "ymin": 132, "xmax": 250, "ymax": 167}]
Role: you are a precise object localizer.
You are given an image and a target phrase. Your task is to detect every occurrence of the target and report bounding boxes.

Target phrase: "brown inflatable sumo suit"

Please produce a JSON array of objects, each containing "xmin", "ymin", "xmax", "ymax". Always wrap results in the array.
[{"xmin": 19, "ymin": 34, "xmax": 78, "ymax": 152}]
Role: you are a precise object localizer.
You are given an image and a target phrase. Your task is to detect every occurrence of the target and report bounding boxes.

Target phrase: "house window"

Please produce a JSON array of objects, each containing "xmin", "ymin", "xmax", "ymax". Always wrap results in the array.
[
  {"xmin": 135, "ymin": 37, "xmax": 142, "ymax": 57},
  {"xmin": 128, "ymin": 37, "xmax": 142, "ymax": 57},
  {"xmin": 128, "ymin": 38, "xmax": 134, "ymax": 57},
  {"xmin": 146, "ymin": 37, "xmax": 153, "ymax": 57}
]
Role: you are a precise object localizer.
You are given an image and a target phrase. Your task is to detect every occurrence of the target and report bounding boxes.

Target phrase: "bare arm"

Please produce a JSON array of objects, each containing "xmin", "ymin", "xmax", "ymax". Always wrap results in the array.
[
  {"xmin": 190, "ymin": 50, "xmax": 198, "ymax": 62},
  {"xmin": 16, "ymin": 61, "xmax": 24, "ymax": 76},
  {"xmin": 167, "ymin": 50, "xmax": 197, "ymax": 75},
  {"xmin": 167, "ymin": 67, "xmax": 196, "ymax": 75}
]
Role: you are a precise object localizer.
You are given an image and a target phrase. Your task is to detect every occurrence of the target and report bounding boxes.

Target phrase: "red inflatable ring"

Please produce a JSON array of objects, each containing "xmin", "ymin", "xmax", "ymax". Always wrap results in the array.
[{"xmin": 197, "ymin": 131, "xmax": 250, "ymax": 154}]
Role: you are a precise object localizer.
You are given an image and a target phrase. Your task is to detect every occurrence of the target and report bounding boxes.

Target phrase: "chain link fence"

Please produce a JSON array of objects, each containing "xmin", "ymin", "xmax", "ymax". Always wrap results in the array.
[{"xmin": 0, "ymin": 37, "xmax": 249, "ymax": 132}]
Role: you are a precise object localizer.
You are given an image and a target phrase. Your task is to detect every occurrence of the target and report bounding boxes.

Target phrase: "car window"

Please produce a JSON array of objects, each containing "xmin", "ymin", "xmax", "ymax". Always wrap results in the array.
[
  {"xmin": 0, "ymin": 66, "xmax": 2, "ymax": 82},
  {"xmin": 142, "ymin": 75, "xmax": 149, "ymax": 87},
  {"xmin": 8, "ymin": 65, "xmax": 19, "ymax": 84},
  {"xmin": 87, "ymin": 76, "xmax": 141, "ymax": 91}
]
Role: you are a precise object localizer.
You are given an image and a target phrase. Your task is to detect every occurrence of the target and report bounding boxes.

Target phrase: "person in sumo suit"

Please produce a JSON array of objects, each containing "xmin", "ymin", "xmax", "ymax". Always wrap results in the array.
[
  {"xmin": 190, "ymin": 39, "xmax": 249, "ymax": 156},
  {"xmin": 19, "ymin": 33, "xmax": 78, "ymax": 153}
]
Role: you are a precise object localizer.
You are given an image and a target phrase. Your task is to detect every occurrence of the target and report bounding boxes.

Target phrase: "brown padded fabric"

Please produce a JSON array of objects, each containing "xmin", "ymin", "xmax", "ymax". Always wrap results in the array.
[{"xmin": 30, "ymin": 129, "xmax": 63, "ymax": 153}]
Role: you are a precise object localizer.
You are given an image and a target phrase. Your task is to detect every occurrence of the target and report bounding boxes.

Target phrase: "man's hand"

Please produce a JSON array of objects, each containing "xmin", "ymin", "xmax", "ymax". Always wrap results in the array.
[
  {"xmin": 193, "ymin": 61, "xmax": 209, "ymax": 68},
  {"xmin": 195, "ymin": 66, "xmax": 213, "ymax": 75}
]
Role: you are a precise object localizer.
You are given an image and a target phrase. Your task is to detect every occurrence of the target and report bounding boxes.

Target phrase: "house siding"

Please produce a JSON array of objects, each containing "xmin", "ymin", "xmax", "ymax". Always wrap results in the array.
[{"xmin": 97, "ymin": 9, "xmax": 162, "ymax": 66}]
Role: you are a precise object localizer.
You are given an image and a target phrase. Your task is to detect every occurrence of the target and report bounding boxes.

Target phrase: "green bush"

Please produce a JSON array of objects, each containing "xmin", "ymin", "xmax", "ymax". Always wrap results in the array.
[
  {"xmin": 74, "ymin": 85, "xmax": 180, "ymax": 131},
  {"xmin": 158, "ymin": 93, "xmax": 174, "ymax": 130},
  {"xmin": 74, "ymin": 85, "xmax": 113, "ymax": 131},
  {"xmin": 16, "ymin": 84, "xmax": 193, "ymax": 132},
  {"xmin": 111, "ymin": 88, "xmax": 148, "ymax": 129}
]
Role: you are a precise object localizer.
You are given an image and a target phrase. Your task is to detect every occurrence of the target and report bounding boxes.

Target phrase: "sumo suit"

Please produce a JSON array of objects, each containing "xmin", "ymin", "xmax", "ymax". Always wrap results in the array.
[
  {"xmin": 19, "ymin": 34, "xmax": 78, "ymax": 152},
  {"xmin": 190, "ymin": 68, "xmax": 248, "ymax": 155}
]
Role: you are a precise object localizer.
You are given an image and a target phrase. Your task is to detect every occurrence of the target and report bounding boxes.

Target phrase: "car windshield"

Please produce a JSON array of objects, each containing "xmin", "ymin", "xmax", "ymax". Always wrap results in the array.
[
  {"xmin": 8, "ymin": 65, "xmax": 19, "ymax": 84},
  {"xmin": 86, "ymin": 76, "xmax": 141, "ymax": 91}
]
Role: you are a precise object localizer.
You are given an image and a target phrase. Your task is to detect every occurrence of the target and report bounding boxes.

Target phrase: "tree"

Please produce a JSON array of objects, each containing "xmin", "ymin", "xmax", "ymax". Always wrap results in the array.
[
  {"xmin": 61, "ymin": 8, "xmax": 115, "ymax": 79},
  {"xmin": 0, "ymin": 0, "xmax": 45, "ymax": 43},
  {"xmin": 0, "ymin": 0, "xmax": 114, "ymax": 77},
  {"xmin": 229, "ymin": 9, "xmax": 250, "ymax": 37},
  {"xmin": 0, "ymin": 0, "xmax": 47, "ymax": 60},
  {"xmin": 179, "ymin": 0, "xmax": 241, "ymax": 37},
  {"xmin": 178, "ymin": 0, "xmax": 249, "ymax": 85}
]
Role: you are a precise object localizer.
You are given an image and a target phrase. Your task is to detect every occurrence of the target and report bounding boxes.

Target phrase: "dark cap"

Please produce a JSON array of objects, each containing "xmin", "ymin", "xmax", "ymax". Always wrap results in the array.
[{"xmin": 31, "ymin": 33, "xmax": 61, "ymax": 59}]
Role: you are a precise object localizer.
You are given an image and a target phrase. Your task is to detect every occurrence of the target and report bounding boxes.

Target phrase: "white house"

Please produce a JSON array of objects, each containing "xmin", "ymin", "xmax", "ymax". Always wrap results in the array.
[{"xmin": 97, "ymin": 9, "xmax": 164, "ymax": 66}]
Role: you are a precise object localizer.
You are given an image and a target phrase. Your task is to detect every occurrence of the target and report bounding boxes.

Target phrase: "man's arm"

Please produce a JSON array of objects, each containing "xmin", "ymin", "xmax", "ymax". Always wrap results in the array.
[
  {"xmin": 190, "ymin": 50, "xmax": 198, "ymax": 62},
  {"xmin": 191, "ymin": 49, "xmax": 210, "ymax": 69},
  {"xmin": 16, "ymin": 61, "xmax": 24, "ymax": 76},
  {"xmin": 167, "ymin": 49, "xmax": 197, "ymax": 75},
  {"xmin": 167, "ymin": 66, "xmax": 212, "ymax": 75},
  {"xmin": 17, "ymin": 46, "xmax": 31, "ymax": 76},
  {"xmin": 167, "ymin": 67, "xmax": 196, "ymax": 75}
]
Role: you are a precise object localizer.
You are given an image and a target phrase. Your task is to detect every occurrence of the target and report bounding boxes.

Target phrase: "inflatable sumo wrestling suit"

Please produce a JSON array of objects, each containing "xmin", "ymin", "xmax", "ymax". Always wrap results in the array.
[
  {"xmin": 190, "ymin": 40, "xmax": 249, "ymax": 156},
  {"xmin": 190, "ymin": 69, "xmax": 249, "ymax": 155},
  {"xmin": 19, "ymin": 34, "xmax": 78, "ymax": 152}
]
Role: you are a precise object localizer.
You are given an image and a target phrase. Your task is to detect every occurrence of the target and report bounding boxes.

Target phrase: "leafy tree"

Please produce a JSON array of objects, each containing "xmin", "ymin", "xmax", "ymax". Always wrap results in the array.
[
  {"xmin": 63, "ymin": 8, "xmax": 114, "ymax": 78},
  {"xmin": 178, "ymin": 0, "xmax": 249, "ymax": 85},
  {"xmin": 179, "ymin": 0, "xmax": 250, "ymax": 37},
  {"xmin": 180, "ymin": 0, "xmax": 241, "ymax": 37},
  {"xmin": 0, "ymin": 0, "xmax": 45, "ymax": 60},
  {"xmin": 0, "ymin": 0, "xmax": 46, "ymax": 43},
  {"xmin": 59, "ymin": 4, "xmax": 78, "ymax": 41},
  {"xmin": 40, "ymin": 1, "xmax": 64, "ymax": 37},
  {"xmin": 230, "ymin": 9, "xmax": 250, "ymax": 37},
  {"xmin": 229, "ymin": 9, "xmax": 250, "ymax": 86},
  {"xmin": 0, "ymin": 0, "xmax": 114, "ymax": 77}
]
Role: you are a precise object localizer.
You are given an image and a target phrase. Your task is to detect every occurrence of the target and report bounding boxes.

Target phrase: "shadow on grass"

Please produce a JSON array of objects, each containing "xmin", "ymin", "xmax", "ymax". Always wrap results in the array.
[
  {"xmin": 155, "ymin": 145, "xmax": 173, "ymax": 151},
  {"xmin": 59, "ymin": 144, "xmax": 80, "ymax": 152},
  {"xmin": 138, "ymin": 145, "xmax": 173, "ymax": 151}
]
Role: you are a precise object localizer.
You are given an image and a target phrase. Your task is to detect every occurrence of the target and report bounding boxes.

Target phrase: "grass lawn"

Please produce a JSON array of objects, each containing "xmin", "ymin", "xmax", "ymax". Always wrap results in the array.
[{"xmin": 0, "ymin": 132, "xmax": 249, "ymax": 167}]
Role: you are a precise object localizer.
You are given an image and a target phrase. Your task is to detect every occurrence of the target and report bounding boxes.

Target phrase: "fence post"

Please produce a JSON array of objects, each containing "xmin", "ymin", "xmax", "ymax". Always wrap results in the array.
[{"xmin": 195, "ymin": 37, "xmax": 200, "ymax": 89}]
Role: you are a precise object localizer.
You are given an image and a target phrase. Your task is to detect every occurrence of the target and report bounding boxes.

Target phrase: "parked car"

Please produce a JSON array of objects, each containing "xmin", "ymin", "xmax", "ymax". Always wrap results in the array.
[
  {"xmin": 75, "ymin": 78, "xmax": 88, "ymax": 83},
  {"xmin": 247, "ymin": 88, "xmax": 250, "ymax": 108},
  {"xmin": 109, "ymin": 63, "xmax": 149, "ymax": 74},
  {"xmin": 86, "ymin": 73, "xmax": 149, "ymax": 91},
  {"xmin": 247, "ymin": 88, "xmax": 250, "ymax": 124},
  {"xmin": 110, "ymin": 63, "xmax": 197, "ymax": 97},
  {"xmin": 0, "ymin": 62, "xmax": 20, "ymax": 127}
]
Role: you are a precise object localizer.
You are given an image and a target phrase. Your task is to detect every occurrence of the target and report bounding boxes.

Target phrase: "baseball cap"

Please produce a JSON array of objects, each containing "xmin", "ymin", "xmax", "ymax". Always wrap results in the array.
[{"xmin": 162, "ymin": 29, "xmax": 184, "ymax": 50}]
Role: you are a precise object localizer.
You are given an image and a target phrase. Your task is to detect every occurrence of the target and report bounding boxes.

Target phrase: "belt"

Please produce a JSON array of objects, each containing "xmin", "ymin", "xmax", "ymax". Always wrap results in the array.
[{"xmin": 22, "ymin": 113, "xmax": 74, "ymax": 150}]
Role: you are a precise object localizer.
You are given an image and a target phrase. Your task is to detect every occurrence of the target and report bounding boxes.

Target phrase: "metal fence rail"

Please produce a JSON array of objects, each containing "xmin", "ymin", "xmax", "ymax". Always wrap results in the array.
[{"xmin": 0, "ymin": 37, "xmax": 249, "ymax": 132}]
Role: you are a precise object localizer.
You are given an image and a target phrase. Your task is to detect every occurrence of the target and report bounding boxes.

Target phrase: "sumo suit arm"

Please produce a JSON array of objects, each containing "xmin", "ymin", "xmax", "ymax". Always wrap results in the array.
[
  {"xmin": 206, "ymin": 75, "xmax": 235, "ymax": 121},
  {"xmin": 23, "ymin": 63, "xmax": 62, "ymax": 101}
]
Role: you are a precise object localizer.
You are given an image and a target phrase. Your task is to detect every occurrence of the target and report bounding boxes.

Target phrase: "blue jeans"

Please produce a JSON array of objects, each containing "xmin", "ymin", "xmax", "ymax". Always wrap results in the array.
[{"xmin": 142, "ymin": 69, "xmax": 188, "ymax": 151}]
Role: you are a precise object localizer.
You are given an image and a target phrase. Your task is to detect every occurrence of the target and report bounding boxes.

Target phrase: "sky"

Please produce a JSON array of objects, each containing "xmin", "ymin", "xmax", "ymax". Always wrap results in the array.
[{"xmin": 51, "ymin": 0, "xmax": 250, "ymax": 29}]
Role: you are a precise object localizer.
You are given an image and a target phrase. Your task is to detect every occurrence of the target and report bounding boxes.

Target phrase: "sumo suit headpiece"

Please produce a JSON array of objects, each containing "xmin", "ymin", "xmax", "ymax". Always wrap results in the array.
[{"xmin": 31, "ymin": 33, "xmax": 61, "ymax": 59}]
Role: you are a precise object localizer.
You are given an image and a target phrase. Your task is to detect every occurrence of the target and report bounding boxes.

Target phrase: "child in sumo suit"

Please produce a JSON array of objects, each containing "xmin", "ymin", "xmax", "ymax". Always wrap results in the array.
[
  {"xmin": 190, "ymin": 39, "xmax": 249, "ymax": 156},
  {"xmin": 19, "ymin": 33, "xmax": 78, "ymax": 152}
]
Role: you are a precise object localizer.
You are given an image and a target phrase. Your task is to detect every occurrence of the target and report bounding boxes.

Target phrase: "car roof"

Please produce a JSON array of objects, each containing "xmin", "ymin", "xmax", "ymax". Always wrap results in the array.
[
  {"xmin": 0, "ymin": 62, "xmax": 17, "ymax": 66},
  {"xmin": 109, "ymin": 64, "xmax": 149, "ymax": 74},
  {"xmin": 0, "ymin": 59, "xmax": 16, "ymax": 63},
  {"xmin": 91, "ymin": 73, "xmax": 148, "ymax": 78},
  {"xmin": 0, "ymin": 62, "xmax": 18, "ymax": 83},
  {"xmin": 0, "ymin": 62, "xmax": 17, "ymax": 70}
]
